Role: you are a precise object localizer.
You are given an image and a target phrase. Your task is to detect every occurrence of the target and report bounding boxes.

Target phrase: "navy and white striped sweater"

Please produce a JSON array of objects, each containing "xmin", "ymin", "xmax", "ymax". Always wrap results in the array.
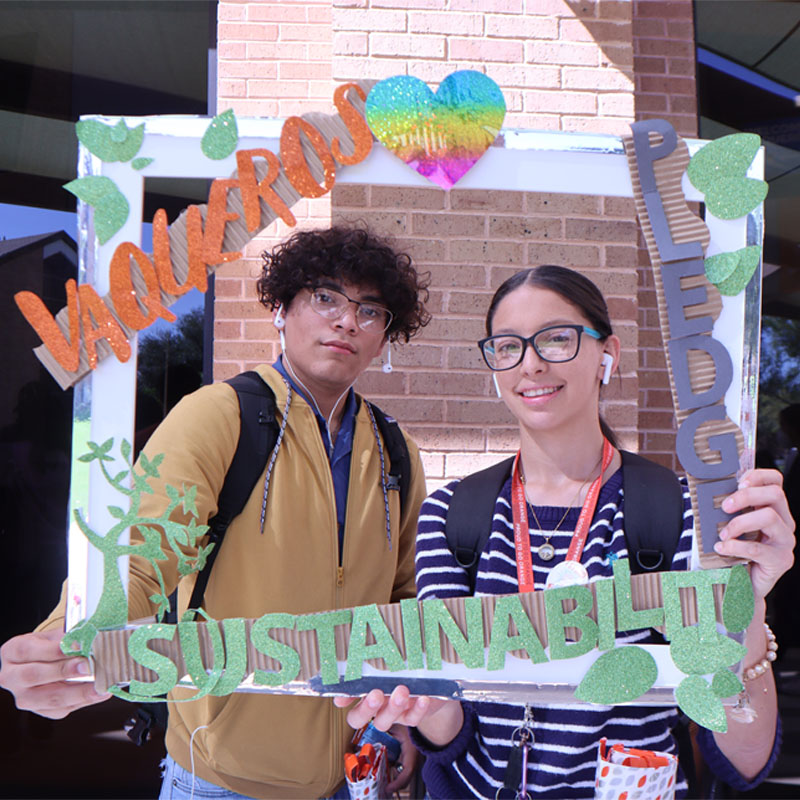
[{"xmin": 412, "ymin": 468, "xmax": 775, "ymax": 799}]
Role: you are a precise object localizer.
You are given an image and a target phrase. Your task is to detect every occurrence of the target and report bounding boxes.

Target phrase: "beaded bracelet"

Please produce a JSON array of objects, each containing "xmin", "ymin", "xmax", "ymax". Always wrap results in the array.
[{"xmin": 742, "ymin": 623, "xmax": 778, "ymax": 682}]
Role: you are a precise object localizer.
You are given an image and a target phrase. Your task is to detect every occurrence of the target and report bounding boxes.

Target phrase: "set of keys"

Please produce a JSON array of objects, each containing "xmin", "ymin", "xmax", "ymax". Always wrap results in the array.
[{"xmin": 500, "ymin": 704, "xmax": 535, "ymax": 800}]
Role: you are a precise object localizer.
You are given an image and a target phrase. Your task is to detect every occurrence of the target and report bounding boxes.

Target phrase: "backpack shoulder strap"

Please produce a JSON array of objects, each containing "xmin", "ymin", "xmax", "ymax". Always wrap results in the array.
[
  {"xmin": 620, "ymin": 450, "xmax": 684, "ymax": 574},
  {"xmin": 129, "ymin": 371, "xmax": 278, "ymax": 744},
  {"xmin": 367, "ymin": 401, "xmax": 411, "ymax": 516},
  {"xmin": 444, "ymin": 457, "xmax": 515, "ymax": 593},
  {"xmin": 187, "ymin": 371, "xmax": 278, "ymax": 612}
]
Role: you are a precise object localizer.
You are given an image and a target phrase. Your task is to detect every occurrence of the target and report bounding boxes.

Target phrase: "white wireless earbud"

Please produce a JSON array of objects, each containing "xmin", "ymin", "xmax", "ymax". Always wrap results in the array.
[
  {"xmin": 493, "ymin": 373, "xmax": 502, "ymax": 398},
  {"xmin": 382, "ymin": 346, "xmax": 393, "ymax": 374},
  {"xmin": 601, "ymin": 353, "xmax": 614, "ymax": 385},
  {"xmin": 274, "ymin": 305, "xmax": 286, "ymax": 351}
]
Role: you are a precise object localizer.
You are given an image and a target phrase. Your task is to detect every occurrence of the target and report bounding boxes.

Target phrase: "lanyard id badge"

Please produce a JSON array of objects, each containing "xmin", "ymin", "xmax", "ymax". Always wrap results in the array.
[{"xmin": 511, "ymin": 439, "xmax": 614, "ymax": 592}]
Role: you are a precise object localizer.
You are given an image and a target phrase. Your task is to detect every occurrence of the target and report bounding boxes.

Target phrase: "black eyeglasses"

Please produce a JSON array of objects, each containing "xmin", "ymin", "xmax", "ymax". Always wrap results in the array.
[
  {"xmin": 478, "ymin": 325, "xmax": 602, "ymax": 371},
  {"xmin": 308, "ymin": 286, "xmax": 393, "ymax": 332}
]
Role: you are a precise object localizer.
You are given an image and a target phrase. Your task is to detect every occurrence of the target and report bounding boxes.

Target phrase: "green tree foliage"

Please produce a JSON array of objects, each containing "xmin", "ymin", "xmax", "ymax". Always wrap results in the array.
[
  {"xmin": 758, "ymin": 316, "xmax": 800, "ymax": 461},
  {"xmin": 137, "ymin": 308, "xmax": 204, "ymax": 417}
]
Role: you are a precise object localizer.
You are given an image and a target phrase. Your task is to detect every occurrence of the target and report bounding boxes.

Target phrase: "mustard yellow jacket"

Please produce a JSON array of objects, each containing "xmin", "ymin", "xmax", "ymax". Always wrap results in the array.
[{"xmin": 39, "ymin": 365, "xmax": 426, "ymax": 798}]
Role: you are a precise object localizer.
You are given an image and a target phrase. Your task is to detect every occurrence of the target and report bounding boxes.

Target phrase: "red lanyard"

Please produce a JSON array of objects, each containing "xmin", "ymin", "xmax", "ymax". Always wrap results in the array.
[{"xmin": 510, "ymin": 438, "xmax": 614, "ymax": 593}]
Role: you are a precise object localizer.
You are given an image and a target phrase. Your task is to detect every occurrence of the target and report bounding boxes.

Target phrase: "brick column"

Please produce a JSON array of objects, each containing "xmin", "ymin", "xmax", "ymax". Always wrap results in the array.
[
  {"xmin": 213, "ymin": 1, "xmax": 689, "ymax": 486},
  {"xmin": 215, "ymin": 1, "xmax": 334, "ymax": 380}
]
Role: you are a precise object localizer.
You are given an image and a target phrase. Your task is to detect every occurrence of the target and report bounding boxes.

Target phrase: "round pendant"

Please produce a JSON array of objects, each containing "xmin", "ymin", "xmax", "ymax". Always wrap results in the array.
[
  {"xmin": 538, "ymin": 542, "xmax": 555, "ymax": 561},
  {"xmin": 546, "ymin": 560, "xmax": 589, "ymax": 589}
]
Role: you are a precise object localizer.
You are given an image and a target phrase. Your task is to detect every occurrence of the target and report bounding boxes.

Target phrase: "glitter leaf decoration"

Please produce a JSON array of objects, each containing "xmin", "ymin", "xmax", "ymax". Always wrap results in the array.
[
  {"xmin": 574, "ymin": 646, "xmax": 657, "ymax": 705},
  {"xmin": 201, "ymin": 109, "xmax": 239, "ymax": 160},
  {"xmin": 687, "ymin": 133, "xmax": 768, "ymax": 220},
  {"xmin": 721, "ymin": 563, "xmax": 755, "ymax": 633},
  {"xmin": 711, "ymin": 668, "xmax": 743, "ymax": 698},
  {"xmin": 703, "ymin": 251, "xmax": 739, "ymax": 285},
  {"xmin": 675, "ymin": 675, "xmax": 728, "ymax": 732},
  {"xmin": 60, "ymin": 439, "xmax": 213, "ymax": 661},
  {"xmin": 365, "ymin": 70, "xmax": 506, "ymax": 190},
  {"xmin": 76, "ymin": 119, "xmax": 144, "ymax": 163},
  {"xmin": 704, "ymin": 246, "xmax": 761, "ymax": 296},
  {"xmin": 132, "ymin": 157, "xmax": 154, "ymax": 170},
  {"xmin": 63, "ymin": 176, "xmax": 129, "ymax": 244},
  {"xmin": 713, "ymin": 246, "xmax": 761, "ymax": 296},
  {"xmin": 669, "ymin": 626, "xmax": 748, "ymax": 675}
]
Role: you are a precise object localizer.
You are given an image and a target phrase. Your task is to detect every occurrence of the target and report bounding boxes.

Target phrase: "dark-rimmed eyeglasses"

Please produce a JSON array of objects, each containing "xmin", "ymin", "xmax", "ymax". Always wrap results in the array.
[
  {"xmin": 308, "ymin": 286, "xmax": 393, "ymax": 333},
  {"xmin": 478, "ymin": 325, "xmax": 602, "ymax": 371}
]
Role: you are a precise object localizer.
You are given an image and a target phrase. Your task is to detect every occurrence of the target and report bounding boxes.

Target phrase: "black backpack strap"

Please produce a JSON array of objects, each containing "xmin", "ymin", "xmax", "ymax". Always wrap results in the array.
[
  {"xmin": 620, "ymin": 450, "xmax": 684, "ymax": 574},
  {"xmin": 186, "ymin": 371, "xmax": 277, "ymax": 613},
  {"xmin": 444, "ymin": 457, "xmax": 515, "ymax": 594},
  {"xmin": 367, "ymin": 402, "xmax": 411, "ymax": 516},
  {"xmin": 128, "ymin": 371, "xmax": 278, "ymax": 744}
]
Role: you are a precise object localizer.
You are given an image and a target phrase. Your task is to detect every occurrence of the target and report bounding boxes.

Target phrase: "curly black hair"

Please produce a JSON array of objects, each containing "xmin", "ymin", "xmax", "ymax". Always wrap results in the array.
[{"xmin": 256, "ymin": 225, "xmax": 430, "ymax": 343}]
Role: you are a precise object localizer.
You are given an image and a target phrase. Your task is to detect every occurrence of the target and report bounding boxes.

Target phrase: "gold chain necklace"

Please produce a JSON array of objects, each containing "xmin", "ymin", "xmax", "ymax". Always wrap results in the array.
[{"xmin": 519, "ymin": 455, "xmax": 603, "ymax": 562}]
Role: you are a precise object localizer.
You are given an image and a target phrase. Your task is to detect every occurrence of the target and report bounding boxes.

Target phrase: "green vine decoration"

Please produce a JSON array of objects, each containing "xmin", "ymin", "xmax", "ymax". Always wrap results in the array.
[{"xmin": 61, "ymin": 438, "xmax": 213, "ymax": 658}]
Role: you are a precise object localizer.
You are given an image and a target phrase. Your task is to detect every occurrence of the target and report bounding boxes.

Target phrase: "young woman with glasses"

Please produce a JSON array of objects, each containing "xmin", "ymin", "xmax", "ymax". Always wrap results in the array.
[{"xmin": 337, "ymin": 265, "xmax": 794, "ymax": 799}]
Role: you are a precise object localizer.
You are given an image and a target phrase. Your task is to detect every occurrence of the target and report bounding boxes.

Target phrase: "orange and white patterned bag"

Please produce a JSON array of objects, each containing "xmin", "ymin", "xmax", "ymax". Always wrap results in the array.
[{"xmin": 594, "ymin": 738, "xmax": 679, "ymax": 800}]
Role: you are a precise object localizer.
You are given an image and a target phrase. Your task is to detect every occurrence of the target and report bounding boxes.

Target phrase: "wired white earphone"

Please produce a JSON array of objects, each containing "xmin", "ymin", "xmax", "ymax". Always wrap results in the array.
[
  {"xmin": 601, "ymin": 353, "xmax": 614, "ymax": 385},
  {"xmin": 382, "ymin": 346, "xmax": 393, "ymax": 374},
  {"xmin": 274, "ymin": 305, "xmax": 286, "ymax": 350},
  {"xmin": 493, "ymin": 373, "xmax": 502, "ymax": 398}
]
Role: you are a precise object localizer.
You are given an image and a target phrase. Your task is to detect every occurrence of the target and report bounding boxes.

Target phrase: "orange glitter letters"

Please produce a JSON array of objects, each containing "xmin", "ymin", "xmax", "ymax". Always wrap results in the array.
[
  {"xmin": 14, "ymin": 279, "xmax": 81, "ymax": 373},
  {"xmin": 236, "ymin": 150, "xmax": 296, "ymax": 232},
  {"xmin": 20, "ymin": 84, "xmax": 377, "ymax": 382},
  {"xmin": 109, "ymin": 243, "xmax": 177, "ymax": 330},
  {"xmin": 152, "ymin": 208, "xmax": 207, "ymax": 295},
  {"xmin": 331, "ymin": 83, "xmax": 373, "ymax": 166},
  {"xmin": 280, "ymin": 117, "xmax": 337, "ymax": 199},
  {"xmin": 203, "ymin": 179, "xmax": 243, "ymax": 266},
  {"xmin": 78, "ymin": 284, "xmax": 131, "ymax": 369}
]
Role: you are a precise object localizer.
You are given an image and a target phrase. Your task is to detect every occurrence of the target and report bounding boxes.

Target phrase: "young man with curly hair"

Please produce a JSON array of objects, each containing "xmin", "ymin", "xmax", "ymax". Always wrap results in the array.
[{"xmin": 0, "ymin": 226, "xmax": 431, "ymax": 800}]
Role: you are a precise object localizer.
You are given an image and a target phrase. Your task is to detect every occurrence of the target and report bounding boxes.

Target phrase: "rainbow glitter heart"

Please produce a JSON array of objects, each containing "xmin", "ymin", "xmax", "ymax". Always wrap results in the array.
[{"xmin": 365, "ymin": 71, "xmax": 506, "ymax": 190}]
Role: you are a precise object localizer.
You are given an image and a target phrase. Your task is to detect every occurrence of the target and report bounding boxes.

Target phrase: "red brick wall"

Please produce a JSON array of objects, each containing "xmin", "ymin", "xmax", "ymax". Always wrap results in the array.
[
  {"xmin": 333, "ymin": 184, "xmax": 638, "ymax": 489},
  {"xmin": 633, "ymin": 0, "xmax": 698, "ymax": 470},
  {"xmin": 215, "ymin": 1, "xmax": 335, "ymax": 380},
  {"xmin": 214, "ymin": 0, "xmax": 699, "ymax": 483}
]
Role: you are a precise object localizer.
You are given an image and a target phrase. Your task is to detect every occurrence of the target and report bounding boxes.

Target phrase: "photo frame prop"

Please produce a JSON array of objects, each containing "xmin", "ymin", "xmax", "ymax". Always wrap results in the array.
[
  {"xmin": 84, "ymin": 549, "xmax": 751, "ymax": 733},
  {"xmin": 12, "ymin": 76, "xmax": 764, "ymax": 715},
  {"xmin": 623, "ymin": 121, "xmax": 766, "ymax": 567}
]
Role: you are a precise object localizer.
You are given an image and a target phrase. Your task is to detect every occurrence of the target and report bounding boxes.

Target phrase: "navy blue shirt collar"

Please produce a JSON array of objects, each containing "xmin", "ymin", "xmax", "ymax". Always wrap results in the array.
[{"xmin": 272, "ymin": 356, "xmax": 357, "ymax": 461}]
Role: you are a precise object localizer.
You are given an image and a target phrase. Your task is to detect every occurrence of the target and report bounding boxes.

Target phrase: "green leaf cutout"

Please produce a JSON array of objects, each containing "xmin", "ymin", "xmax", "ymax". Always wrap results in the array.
[
  {"xmin": 132, "ymin": 157, "xmax": 154, "ymax": 170},
  {"xmin": 201, "ymin": 109, "xmax": 238, "ymax": 160},
  {"xmin": 670, "ymin": 627, "xmax": 748, "ymax": 675},
  {"xmin": 687, "ymin": 133, "xmax": 768, "ymax": 220},
  {"xmin": 712, "ymin": 668, "xmax": 744, "ymax": 698},
  {"xmin": 76, "ymin": 119, "xmax": 144, "ymax": 162},
  {"xmin": 63, "ymin": 177, "xmax": 129, "ymax": 244},
  {"xmin": 722, "ymin": 563, "xmax": 755, "ymax": 633},
  {"xmin": 675, "ymin": 675, "xmax": 728, "ymax": 732},
  {"xmin": 64, "ymin": 176, "xmax": 117, "ymax": 205},
  {"xmin": 714, "ymin": 246, "xmax": 761, "ymax": 296},
  {"xmin": 93, "ymin": 192, "xmax": 130, "ymax": 245},
  {"xmin": 574, "ymin": 646, "xmax": 658, "ymax": 704},
  {"xmin": 704, "ymin": 251, "xmax": 739, "ymax": 285}
]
